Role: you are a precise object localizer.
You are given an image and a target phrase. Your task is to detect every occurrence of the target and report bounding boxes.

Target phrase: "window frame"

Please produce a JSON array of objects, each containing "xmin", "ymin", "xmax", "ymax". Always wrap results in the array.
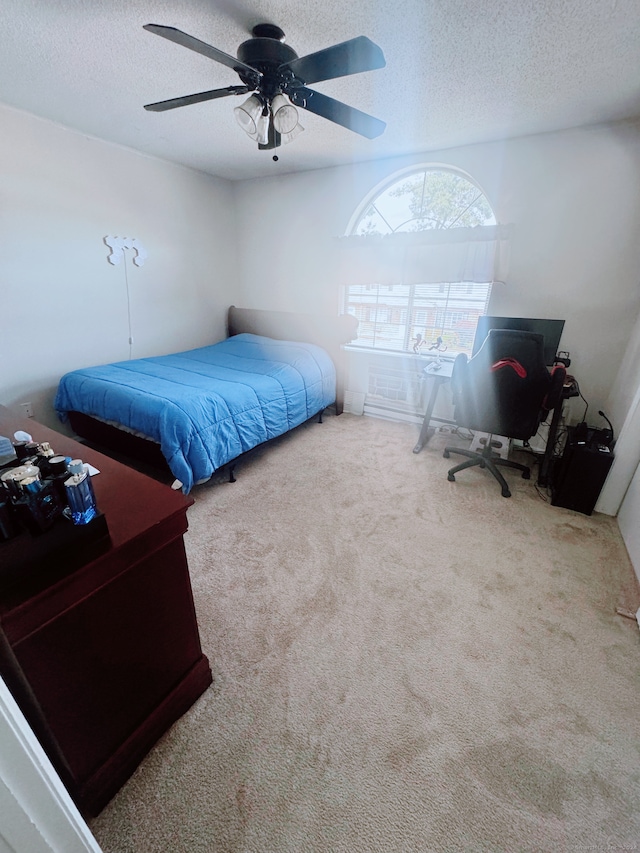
[
  {"xmin": 342, "ymin": 165, "xmax": 498, "ymax": 358},
  {"xmin": 342, "ymin": 281, "xmax": 492, "ymax": 358}
]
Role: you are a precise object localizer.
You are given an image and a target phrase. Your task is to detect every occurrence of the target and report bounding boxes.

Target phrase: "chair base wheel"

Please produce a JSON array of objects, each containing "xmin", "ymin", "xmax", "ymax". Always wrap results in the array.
[{"xmin": 443, "ymin": 440, "xmax": 530, "ymax": 498}]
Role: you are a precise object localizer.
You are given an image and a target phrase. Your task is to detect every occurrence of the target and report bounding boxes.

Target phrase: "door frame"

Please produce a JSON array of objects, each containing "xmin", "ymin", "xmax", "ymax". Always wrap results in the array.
[{"xmin": 0, "ymin": 675, "xmax": 102, "ymax": 853}]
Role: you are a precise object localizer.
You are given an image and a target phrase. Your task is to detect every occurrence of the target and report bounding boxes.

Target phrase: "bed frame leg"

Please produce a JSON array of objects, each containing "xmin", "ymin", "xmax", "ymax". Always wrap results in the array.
[{"xmin": 228, "ymin": 465, "xmax": 236, "ymax": 483}]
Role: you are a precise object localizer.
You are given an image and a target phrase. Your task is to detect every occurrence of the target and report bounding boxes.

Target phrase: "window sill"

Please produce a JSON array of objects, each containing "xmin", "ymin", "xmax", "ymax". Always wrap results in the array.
[{"xmin": 343, "ymin": 344, "xmax": 457, "ymax": 363}]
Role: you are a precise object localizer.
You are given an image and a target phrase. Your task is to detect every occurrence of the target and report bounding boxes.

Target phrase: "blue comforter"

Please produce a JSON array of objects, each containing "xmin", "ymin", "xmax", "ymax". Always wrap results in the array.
[{"xmin": 55, "ymin": 334, "xmax": 336, "ymax": 492}]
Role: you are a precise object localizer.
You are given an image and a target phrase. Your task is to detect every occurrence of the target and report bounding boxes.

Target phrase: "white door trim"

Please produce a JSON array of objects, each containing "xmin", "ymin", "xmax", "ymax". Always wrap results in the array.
[{"xmin": 0, "ymin": 675, "xmax": 102, "ymax": 853}]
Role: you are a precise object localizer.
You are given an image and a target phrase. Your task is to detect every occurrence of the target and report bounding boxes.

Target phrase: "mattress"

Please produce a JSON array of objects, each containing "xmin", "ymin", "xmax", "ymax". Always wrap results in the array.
[{"xmin": 55, "ymin": 333, "xmax": 336, "ymax": 492}]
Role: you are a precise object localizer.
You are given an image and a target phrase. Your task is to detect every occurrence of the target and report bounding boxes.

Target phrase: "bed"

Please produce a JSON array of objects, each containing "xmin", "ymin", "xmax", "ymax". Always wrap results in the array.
[{"xmin": 54, "ymin": 306, "xmax": 358, "ymax": 492}]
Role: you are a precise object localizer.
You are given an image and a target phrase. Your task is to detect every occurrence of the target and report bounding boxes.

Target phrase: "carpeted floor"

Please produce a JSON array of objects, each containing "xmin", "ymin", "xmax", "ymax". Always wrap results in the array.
[{"xmin": 90, "ymin": 413, "xmax": 640, "ymax": 853}]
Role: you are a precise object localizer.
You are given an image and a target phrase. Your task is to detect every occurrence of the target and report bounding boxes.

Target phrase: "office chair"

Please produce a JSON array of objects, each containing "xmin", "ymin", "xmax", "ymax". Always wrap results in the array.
[{"xmin": 443, "ymin": 329, "xmax": 566, "ymax": 497}]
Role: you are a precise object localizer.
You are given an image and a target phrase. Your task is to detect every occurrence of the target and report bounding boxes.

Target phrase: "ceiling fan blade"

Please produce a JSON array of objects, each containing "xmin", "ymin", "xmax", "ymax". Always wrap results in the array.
[
  {"xmin": 288, "ymin": 86, "xmax": 386, "ymax": 139},
  {"xmin": 143, "ymin": 24, "xmax": 261, "ymax": 87},
  {"xmin": 144, "ymin": 85, "xmax": 249, "ymax": 112},
  {"xmin": 279, "ymin": 36, "xmax": 385, "ymax": 85}
]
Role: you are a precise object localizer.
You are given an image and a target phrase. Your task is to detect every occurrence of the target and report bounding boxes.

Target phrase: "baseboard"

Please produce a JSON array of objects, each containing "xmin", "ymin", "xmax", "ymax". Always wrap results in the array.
[
  {"xmin": 363, "ymin": 402, "xmax": 425, "ymax": 425},
  {"xmin": 343, "ymin": 390, "xmax": 365, "ymax": 415}
]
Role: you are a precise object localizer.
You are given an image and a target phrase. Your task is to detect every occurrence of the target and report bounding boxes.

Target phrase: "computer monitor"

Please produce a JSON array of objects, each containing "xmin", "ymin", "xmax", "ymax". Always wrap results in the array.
[{"xmin": 472, "ymin": 316, "xmax": 565, "ymax": 367}]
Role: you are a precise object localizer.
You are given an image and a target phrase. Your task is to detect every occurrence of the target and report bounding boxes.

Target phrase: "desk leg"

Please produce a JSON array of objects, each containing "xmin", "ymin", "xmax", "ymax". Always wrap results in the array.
[
  {"xmin": 413, "ymin": 378, "xmax": 443, "ymax": 454},
  {"xmin": 538, "ymin": 401, "xmax": 563, "ymax": 487}
]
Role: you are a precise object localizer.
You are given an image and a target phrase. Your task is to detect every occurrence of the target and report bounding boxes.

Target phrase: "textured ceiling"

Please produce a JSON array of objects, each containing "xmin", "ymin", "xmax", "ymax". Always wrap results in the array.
[{"xmin": 2, "ymin": 0, "xmax": 640, "ymax": 181}]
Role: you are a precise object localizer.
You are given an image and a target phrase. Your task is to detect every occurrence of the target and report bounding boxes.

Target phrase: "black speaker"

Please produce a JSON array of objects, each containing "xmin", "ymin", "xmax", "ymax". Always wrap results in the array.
[{"xmin": 551, "ymin": 427, "xmax": 615, "ymax": 515}]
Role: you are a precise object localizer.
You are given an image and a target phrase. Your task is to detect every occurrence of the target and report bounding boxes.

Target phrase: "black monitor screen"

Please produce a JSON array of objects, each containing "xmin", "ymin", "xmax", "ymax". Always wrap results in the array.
[{"xmin": 472, "ymin": 316, "xmax": 565, "ymax": 366}]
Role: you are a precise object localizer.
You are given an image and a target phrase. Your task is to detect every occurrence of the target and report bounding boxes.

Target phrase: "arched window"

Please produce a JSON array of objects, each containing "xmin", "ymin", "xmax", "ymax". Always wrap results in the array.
[
  {"xmin": 342, "ymin": 167, "xmax": 502, "ymax": 355},
  {"xmin": 352, "ymin": 169, "xmax": 496, "ymax": 235}
]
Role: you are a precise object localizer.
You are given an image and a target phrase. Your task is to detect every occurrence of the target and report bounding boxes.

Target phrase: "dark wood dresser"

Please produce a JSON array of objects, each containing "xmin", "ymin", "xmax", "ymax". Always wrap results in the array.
[{"xmin": 0, "ymin": 406, "xmax": 212, "ymax": 815}]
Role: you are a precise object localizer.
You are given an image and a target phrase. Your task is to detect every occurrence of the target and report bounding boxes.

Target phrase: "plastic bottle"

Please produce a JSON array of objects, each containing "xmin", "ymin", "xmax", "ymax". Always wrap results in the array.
[{"xmin": 64, "ymin": 459, "xmax": 98, "ymax": 525}]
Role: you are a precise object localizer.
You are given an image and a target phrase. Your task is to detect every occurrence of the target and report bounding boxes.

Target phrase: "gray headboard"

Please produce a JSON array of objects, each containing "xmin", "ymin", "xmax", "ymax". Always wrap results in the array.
[{"xmin": 227, "ymin": 305, "xmax": 358, "ymax": 414}]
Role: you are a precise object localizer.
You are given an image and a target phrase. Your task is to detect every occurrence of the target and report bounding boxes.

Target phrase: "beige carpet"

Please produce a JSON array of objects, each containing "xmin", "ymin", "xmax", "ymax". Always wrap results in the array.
[{"xmin": 90, "ymin": 414, "xmax": 640, "ymax": 853}]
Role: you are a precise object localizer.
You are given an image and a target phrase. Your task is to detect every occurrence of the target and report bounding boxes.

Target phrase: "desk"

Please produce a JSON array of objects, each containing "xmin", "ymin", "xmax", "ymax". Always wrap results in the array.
[
  {"xmin": 413, "ymin": 363, "xmax": 578, "ymax": 465},
  {"xmin": 412, "ymin": 360, "xmax": 454, "ymax": 453},
  {"xmin": 0, "ymin": 407, "xmax": 212, "ymax": 815}
]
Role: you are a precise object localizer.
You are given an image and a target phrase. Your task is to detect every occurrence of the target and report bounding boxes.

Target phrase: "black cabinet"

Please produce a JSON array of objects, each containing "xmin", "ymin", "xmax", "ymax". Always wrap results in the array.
[{"xmin": 551, "ymin": 426, "xmax": 615, "ymax": 515}]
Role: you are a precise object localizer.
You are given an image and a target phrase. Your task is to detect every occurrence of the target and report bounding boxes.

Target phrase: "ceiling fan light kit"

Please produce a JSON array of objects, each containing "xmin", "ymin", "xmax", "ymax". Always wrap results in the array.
[
  {"xmin": 143, "ymin": 22, "xmax": 386, "ymax": 152},
  {"xmin": 233, "ymin": 94, "xmax": 263, "ymax": 135},
  {"xmin": 234, "ymin": 92, "xmax": 300, "ymax": 146},
  {"xmin": 271, "ymin": 94, "xmax": 298, "ymax": 135},
  {"xmin": 279, "ymin": 121, "xmax": 304, "ymax": 146}
]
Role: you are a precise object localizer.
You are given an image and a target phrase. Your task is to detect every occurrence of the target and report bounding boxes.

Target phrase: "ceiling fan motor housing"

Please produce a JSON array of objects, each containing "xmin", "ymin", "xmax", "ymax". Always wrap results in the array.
[{"xmin": 237, "ymin": 31, "xmax": 299, "ymax": 97}]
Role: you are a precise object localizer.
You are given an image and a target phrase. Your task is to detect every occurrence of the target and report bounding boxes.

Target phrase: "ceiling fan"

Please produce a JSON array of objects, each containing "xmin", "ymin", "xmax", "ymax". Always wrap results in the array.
[{"xmin": 143, "ymin": 22, "xmax": 386, "ymax": 151}]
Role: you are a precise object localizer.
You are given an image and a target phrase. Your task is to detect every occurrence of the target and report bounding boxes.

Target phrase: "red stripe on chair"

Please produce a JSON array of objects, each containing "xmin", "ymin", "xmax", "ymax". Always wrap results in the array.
[{"xmin": 490, "ymin": 358, "xmax": 527, "ymax": 378}]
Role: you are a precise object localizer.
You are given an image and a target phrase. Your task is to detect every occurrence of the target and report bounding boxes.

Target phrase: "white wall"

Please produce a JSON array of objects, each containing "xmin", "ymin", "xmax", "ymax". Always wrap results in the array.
[
  {"xmin": 0, "ymin": 104, "xmax": 238, "ymax": 430},
  {"xmin": 234, "ymin": 121, "xmax": 640, "ymax": 425},
  {"xmin": 5, "ymin": 106, "xmax": 637, "ymax": 448},
  {"xmin": 617, "ymin": 460, "xmax": 640, "ymax": 583},
  {"xmin": 597, "ymin": 308, "xmax": 640, "ymax": 514}
]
